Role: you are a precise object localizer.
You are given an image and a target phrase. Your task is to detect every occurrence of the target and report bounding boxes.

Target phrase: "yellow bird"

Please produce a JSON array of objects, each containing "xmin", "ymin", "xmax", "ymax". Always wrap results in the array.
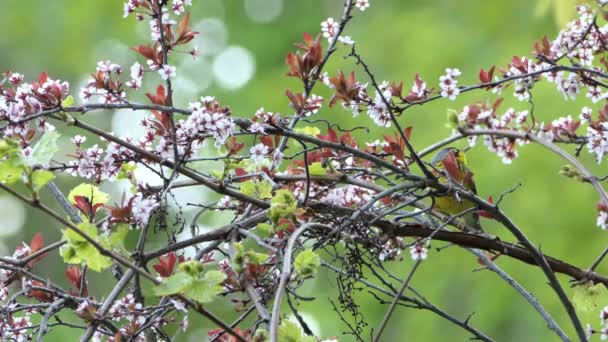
[{"xmin": 430, "ymin": 147, "xmax": 484, "ymax": 232}]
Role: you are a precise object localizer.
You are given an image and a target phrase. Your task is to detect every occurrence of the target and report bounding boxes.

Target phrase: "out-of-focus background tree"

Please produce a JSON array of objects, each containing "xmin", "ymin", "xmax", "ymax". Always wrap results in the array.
[{"xmin": 2, "ymin": 0, "xmax": 603, "ymax": 340}]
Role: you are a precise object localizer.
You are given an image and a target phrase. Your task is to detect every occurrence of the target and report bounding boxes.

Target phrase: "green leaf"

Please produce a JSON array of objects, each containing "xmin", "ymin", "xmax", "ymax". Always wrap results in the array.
[
  {"xmin": 60, "ymin": 222, "xmax": 111, "ymax": 272},
  {"xmin": 240, "ymin": 180, "xmax": 257, "ymax": 197},
  {"xmin": 83, "ymin": 246, "xmax": 112, "ymax": 272},
  {"xmin": 62, "ymin": 95, "xmax": 75, "ymax": 107},
  {"xmin": 31, "ymin": 169, "xmax": 55, "ymax": 192},
  {"xmin": 68, "ymin": 184, "xmax": 109, "ymax": 205},
  {"xmin": 178, "ymin": 260, "xmax": 205, "ymax": 276},
  {"xmin": 153, "ymin": 272, "xmax": 194, "ymax": 296},
  {"xmin": 255, "ymin": 223, "xmax": 274, "ymax": 238},
  {"xmin": 183, "ymin": 270, "xmax": 226, "ymax": 303},
  {"xmin": 0, "ymin": 139, "xmax": 20, "ymax": 156},
  {"xmin": 240, "ymin": 180, "xmax": 273, "ymax": 199},
  {"xmin": 246, "ymin": 250, "xmax": 269, "ymax": 265},
  {"xmin": 573, "ymin": 283, "xmax": 608, "ymax": 313},
  {"xmin": 308, "ymin": 162, "xmax": 326, "ymax": 176},
  {"xmin": 0, "ymin": 157, "xmax": 24, "ymax": 184},
  {"xmin": 294, "ymin": 249, "xmax": 320, "ymax": 278},
  {"xmin": 24, "ymin": 131, "xmax": 60, "ymax": 166},
  {"xmin": 445, "ymin": 109, "xmax": 459, "ymax": 129},
  {"xmin": 278, "ymin": 320, "xmax": 316, "ymax": 342},
  {"xmin": 269, "ymin": 190, "xmax": 298, "ymax": 224},
  {"xmin": 99, "ymin": 224, "xmax": 129, "ymax": 253}
]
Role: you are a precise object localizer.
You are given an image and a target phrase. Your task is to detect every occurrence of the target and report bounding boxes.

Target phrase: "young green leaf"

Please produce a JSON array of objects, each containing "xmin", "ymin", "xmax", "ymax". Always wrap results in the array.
[
  {"xmin": 572, "ymin": 283, "xmax": 608, "ymax": 312},
  {"xmin": 24, "ymin": 131, "xmax": 60, "ymax": 166},
  {"xmin": 294, "ymin": 248, "xmax": 321, "ymax": 278},
  {"xmin": 308, "ymin": 162, "xmax": 327, "ymax": 176},
  {"xmin": 60, "ymin": 222, "xmax": 112, "ymax": 272},
  {"xmin": 183, "ymin": 270, "xmax": 226, "ymax": 303},
  {"xmin": 31, "ymin": 169, "xmax": 55, "ymax": 192},
  {"xmin": 278, "ymin": 320, "xmax": 316, "ymax": 342},
  {"xmin": 153, "ymin": 272, "xmax": 194, "ymax": 297}
]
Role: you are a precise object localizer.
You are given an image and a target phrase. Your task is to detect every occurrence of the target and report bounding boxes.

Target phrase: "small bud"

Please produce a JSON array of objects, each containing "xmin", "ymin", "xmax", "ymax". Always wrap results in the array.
[
  {"xmin": 446, "ymin": 109, "xmax": 459, "ymax": 128},
  {"xmin": 559, "ymin": 164, "xmax": 585, "ymax": 182}
]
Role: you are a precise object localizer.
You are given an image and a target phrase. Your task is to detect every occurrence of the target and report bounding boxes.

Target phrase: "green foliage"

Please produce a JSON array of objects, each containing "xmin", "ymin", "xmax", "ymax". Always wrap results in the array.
[
  {"xmin": 60, "ymin": 222, "xmax": 111, "ymax": 272},
  {"xmin": 62, "ymin": 95, "xmax": 74, "ymax": 106},
  {"xmin": 277, "ymin": 320, "xmax": 316, "ymax": 342},
  {"xmin": 154, "ymin": 261, "xmax": 226, "ymax": 303},
  {"xmin": 445, "ymin": 109, "xmax": 459, "ymax": 129},
  {"xmin": 99, "ymin": 224, "xmax": 129, "ymax": 253},
  {"xmin": 30, "ymin": 169, "xmax": 55, "ymax": 192},
  {"xmin": 253, "ymin": 329, "xmax": 270, "ymax": 341},
  {"xmin": 23, "ymin": 131, "xmax": 60, "ymax": 167},
  {"xmin": 269, "ymin": 189, "xmax": 298, "ymax": 224},
  {"xmin": 0, "ymin": 140, "xmax": 24, "ymax": 184},
  {"xmin": 0, "ymin": 132, "xmax": 59, "ymax": 192},
  {"xmin": 232, "ymin": 242, "xmax": 269, "ymax": 273},
  {"xmin": 240, "ymin": 179, "xmax": 273, "ymax": 199},
  {"xmin": 59, "ymin": 223, "xmax": 129, "ymax": 272},
  {"xmin": 293, "ymin": 248, "xmax": 320, "ymax": 278},
  {"xmin": 572, "ymin": 283, "xmax": 608, "ymax": 313},
  {"xmin": 307, "ymin": 162, "xmax": 327, "ymax": 176},
  {"xmin": 255, "ymin": 223, "xmax": 274, "ymax": 238}
]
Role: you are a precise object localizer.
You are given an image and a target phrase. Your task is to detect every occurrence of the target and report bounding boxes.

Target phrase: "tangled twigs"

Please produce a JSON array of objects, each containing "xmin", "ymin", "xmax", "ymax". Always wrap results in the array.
[{"xmin": 5, "ymin": 1, "xmax": 608, "ymax": 341}]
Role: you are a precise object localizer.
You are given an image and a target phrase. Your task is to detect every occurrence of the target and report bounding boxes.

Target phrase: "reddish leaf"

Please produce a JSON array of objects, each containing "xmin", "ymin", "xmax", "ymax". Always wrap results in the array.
[
  {"xmin": 132, "ymin": 45, "xmax": 156, "ymax": 61},
  {"xmin": 28, "ymin": 280, "xmax": 53, "ymax": 302},
  {"xmin": 146, "ymin": 85, "xmax": 167, "ymax": 106},
  {"xmin": 177, "ymin": 12, "xmax": 190, "ymax": 38},
  {"xmin": 317, "ymin": 128, "xmax": 339, "ymax": 144},
  {"xmin": 30, "ymin": 233, "xmax": 44, "ymax": 253},
  {"xmin": 403, "ymin": 126, "xmax": 413, "ymax": 140},
  {"xmin": 478, "ymin": 196, "xmax": 495, "ymax": 219},
  {"xmin": 329, "ymin": 71, "xmax": 358, "ymax": 107},
  {"xmin": 65, "ymin": 266, "xmax": 88, "ymax": 296},
  {"xmin": 226, "ymin": 137, "xmax": 244, "ymax": 155},
  {"xmin": 479, "ymin": 66, "xmax": 495, "ymax": 84},
  {"xmin": 38, "ymin": 72, "xmax": 48, "ymax": 84},
  {"xmin": 153, "ymin": 252, "xmax": 178, "ymax": 278},
  {"xmin": 259, "ymin": 135, "xmax": 275, "ymax": 149},
  {"xmin": 442, "ymin": 150, "xmax": 463, "ymax": 182}
]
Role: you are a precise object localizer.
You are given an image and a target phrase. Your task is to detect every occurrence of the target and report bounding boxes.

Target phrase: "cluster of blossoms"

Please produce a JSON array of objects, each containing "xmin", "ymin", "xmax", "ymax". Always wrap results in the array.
[
  {"xmin": 0, "ymin": 312, "xmax": 33, "ymax": 342},
  {"xmin": 321, "ymin": 1, "xmax": 370, "ymax": 44},
  {"xmin": 324, "ymin": 71, "xmax": 396, "ymax": 127},
  {"xmin": 125, "ymin": 62, "xmax": 144, "ymax": 89},
  {"xmin": 378, "ymin": 237, "xmax": 406, "ymax": 261},
  {"xmin": 0, "ymin": 72, "xmax": 66, "ymax": 141},
  {"xmin": 323, "ymin": 184, "xmax": 375, "ymax": 207},
  {"xmin": 109, "ymin": 294, "xmax": 145, "ymax": 324},
  {"xmin": 130, "ymin": 193, "xmax": 160, "ymax": 227},
  {"xmin": 439, "ymin": 68, "xmax": 462, "ymax": 100},
  {"xmin": 67, "ymin": 135, "xmax": 136, "ymax": 182},
  {"xmin": 175, "ymin": 96, "xmax": 235, "ymax": 151},
  {"xmin": 454, "ymin": 101, "xmax": 528, "ymax": 164},
  {"xmin": 80, "ymin": 60, "xmax": 127, "ymax": 104}
]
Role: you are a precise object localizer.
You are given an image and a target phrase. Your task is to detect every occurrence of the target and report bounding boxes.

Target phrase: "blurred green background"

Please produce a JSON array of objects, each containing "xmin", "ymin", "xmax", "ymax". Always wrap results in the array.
[{"xmin": 2, "ymin": 0, "xmax": 607, "ymax": 341}]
